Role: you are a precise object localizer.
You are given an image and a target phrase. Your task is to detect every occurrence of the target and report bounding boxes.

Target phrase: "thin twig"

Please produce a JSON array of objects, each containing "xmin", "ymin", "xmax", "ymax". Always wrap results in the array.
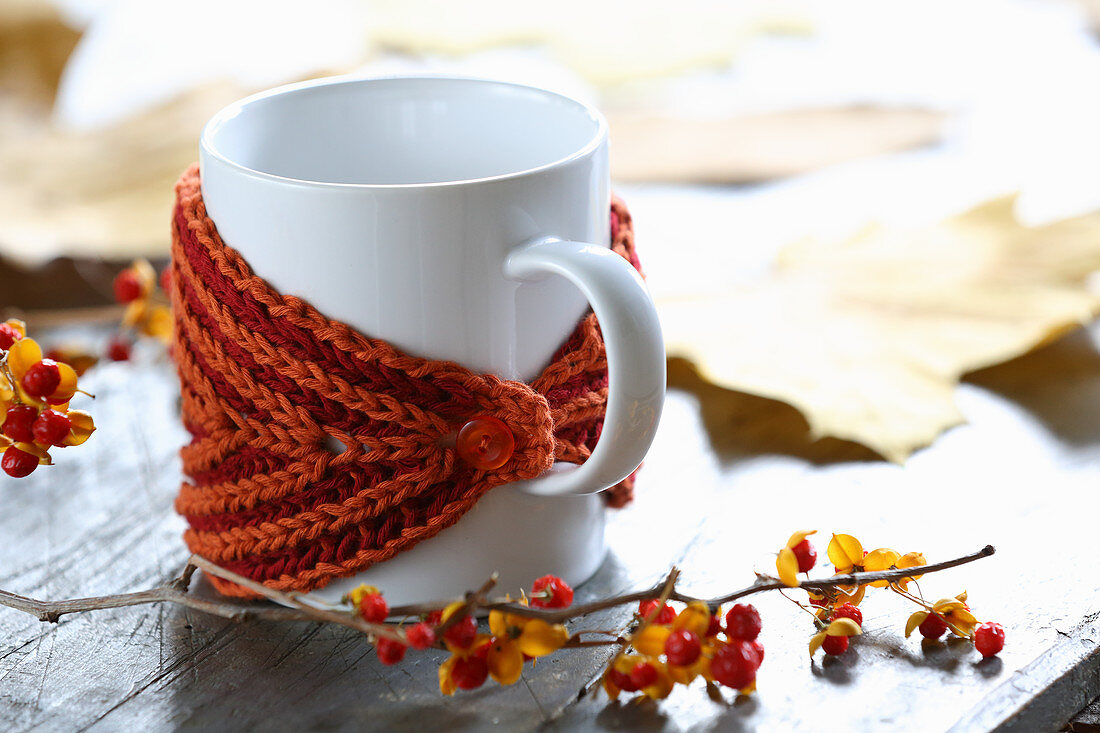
[
  {"xmin": 0, "ymin": 561, "xmax": 311, "ymax": 624},
  {"xmin": 465, "ymin": 546, "xmax": 996, "ymax": 623},
  {"xmin": 0, "ymin": 546, "xmax": 996, "ymax": 649},
  {"xmin": 189, "ymin": 555, "xmax": 408, "ymax": 643}
]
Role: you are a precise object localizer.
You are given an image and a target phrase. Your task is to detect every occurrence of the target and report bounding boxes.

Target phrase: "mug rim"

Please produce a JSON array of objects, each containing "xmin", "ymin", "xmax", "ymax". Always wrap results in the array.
[{"xmin": 199, "ymin": 74, "xmax": 609, "ymax": 190}]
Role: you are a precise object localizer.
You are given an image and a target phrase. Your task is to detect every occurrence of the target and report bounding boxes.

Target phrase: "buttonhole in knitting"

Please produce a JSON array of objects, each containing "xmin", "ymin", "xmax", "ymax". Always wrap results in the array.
[{"xmin": 325, "ymin": 435, "xmax": 349, "ymax": 454}]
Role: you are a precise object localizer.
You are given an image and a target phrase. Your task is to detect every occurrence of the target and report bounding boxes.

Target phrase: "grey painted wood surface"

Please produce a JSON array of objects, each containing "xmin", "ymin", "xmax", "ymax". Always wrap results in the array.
[{"xmin": 0, "ymin": 322, "xmax": 1098, "ymax": 732}]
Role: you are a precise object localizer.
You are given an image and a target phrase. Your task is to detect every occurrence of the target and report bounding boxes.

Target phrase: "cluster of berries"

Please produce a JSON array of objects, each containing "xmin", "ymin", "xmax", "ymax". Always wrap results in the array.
[
  {"xmin": 331, "ymin": 533, "xmax": 1003, "ymax": 703},
  {"xmin": 346, "ymin": 574, "xmax": 575, "ymax": 695},
  {"xmin": 0, "ymin": 320, "xmax": 95, "ymax": 478},
  {"xmin": 109, "ymin": 259, "xmax": 173, "ymax": 361},
  {"xmin": 604, "ymin": 599, "xmax": 766, "ymax": 700},
  {"xmin": 779, "ymin": 531, "xmax": 1005, "ymax": 660}
]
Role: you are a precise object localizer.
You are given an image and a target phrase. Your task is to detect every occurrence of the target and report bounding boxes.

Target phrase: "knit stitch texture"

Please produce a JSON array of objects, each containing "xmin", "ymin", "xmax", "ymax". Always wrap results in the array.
[{"xmin": 170, "ymin": 165, "xmax": 640, "ymax": 597}]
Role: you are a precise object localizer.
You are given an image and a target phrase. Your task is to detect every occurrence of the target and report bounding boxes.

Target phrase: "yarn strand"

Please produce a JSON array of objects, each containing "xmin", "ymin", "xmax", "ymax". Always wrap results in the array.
[{"xmin": 170, "ymin": 165, "xmax": 639, "ymax": 597}]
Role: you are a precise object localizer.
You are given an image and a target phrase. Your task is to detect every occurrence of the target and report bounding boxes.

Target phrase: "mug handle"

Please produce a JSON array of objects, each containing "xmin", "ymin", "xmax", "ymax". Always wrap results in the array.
[{"xmin": 504, "ymin": 237, "xmax": 665, "ymax": 496}]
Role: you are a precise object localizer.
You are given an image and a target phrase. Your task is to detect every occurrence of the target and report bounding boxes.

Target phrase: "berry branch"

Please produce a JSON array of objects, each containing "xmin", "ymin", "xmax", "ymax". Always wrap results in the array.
[
  {"xmin": 1, "ymin": 319, "xmax": 96, "ymax": 477},
  {"xmin": 0, "ymin": 541, "xmax": 997, "ymax": 678},
  {"xmin": 0, "ymin": 545, "xmax": 995, "ymax": 635}
]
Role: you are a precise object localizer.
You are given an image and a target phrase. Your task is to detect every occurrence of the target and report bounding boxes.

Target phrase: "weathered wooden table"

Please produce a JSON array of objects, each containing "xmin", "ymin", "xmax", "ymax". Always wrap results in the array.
[
  {"xmin": 2, "ymin": 180, "xmax": 1100, "ymax": 731},
  {"xmin": 0, "ymin": 323, "xmax": 1097, "ymax": 731}
]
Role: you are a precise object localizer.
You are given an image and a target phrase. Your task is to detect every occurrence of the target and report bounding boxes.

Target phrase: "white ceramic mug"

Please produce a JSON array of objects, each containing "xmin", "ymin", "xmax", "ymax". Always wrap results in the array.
[{"xmin": 199, "ymin": 76, "xmax": 665, "ymax": 605}]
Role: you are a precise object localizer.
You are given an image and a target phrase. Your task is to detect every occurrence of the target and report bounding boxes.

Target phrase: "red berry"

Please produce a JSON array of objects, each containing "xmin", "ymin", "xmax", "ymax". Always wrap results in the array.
[
  {"xmin": 974, "ymin": 622, "xmax": 1005, "ymax": 658},
  {"xmin": 792, "ymin": 538, "xmax": 817, "ymax": 573},
  {"xmin": 808, "ymin": 595, "xmax": 827, "ymax": 608},
  {"xmin": 629, "ymin": 661, "xmax": 658, "ymax": 689},
  {"xmin": 725, "ymin": 604, "xmax": 762, "ymax": 641},
  {"xmin": 32, "ymin": 409, "xmax": 71, "ymax": 447},
  {"xmin": 3, "ymin": 404, "xmax": 38, "ymax": 443},
  {"xmin": 113, "ymin": 270, "xmax": 143, "ymax": 303},
  {"xmin": 705, "ymin": 613, "xmax": 722, "ymax": 637},
  {"xmin": 376, "ymin": 636, "xmax": 406, "ymax": 665},
  {"xmin": 426, "ymin": 610, "xmax": 443, "ymax": 626},
  {"xmin": 21, "ymin": 361, "xmax": 61, "ymax": 399},
  {"xmin": 2, "ymin": 446, "xmax": 38, "ymax": 478},
  {"xmin": 821, "ymin": 634, "xmax": 849, "ymax": 656},
  {"xmin": 160, "ymin": 268, "xmax": 172, "ymax": 294},
  {"xmin": 531, "ymin": 575, "xmax": 574, "ymax": 608},
  {"xmin": 831, "ymin": 603, "xmax": 863, "ymax": 628},
  {"xmin": 451, "ymin": 654, "xmax": 489, "ymax": 690},
  {"xmin": 710, "ymin": 640, "xmax": 759, "ymax": 689},
  {"xmin": 443, "ymin": 614, "xmax": 478, "ymax": 649},
  {"xmin": 0, "ymin": 323, "xmax": 21, "ymax": 350},
  {"xmin": 919, "ymin": 613, "xmax": 948, "ymax": 640},
  {"xmin": 608, "ymin": 668, "xmax": 639, "ymax": 692},
  {"xmin": 405, "ymin": 622, "xmax": 436, "ymax": 650},
  {"xmin": 638, "ymin": 599, "xmax": 675, "ymax": 624},
  {"xmin": 749, "ymin": 639, "xmax": 765, "ymax": 666},
  {"xmin": 358, "ymin": 593, "xmax": 388, "ymax": 623},
  {"xmin": 107, "ymin": 336, "xmax": 132, "ymax": 362},
  {"xmin": 664, "ymin": 628, "xmax": 702, "ymax": 666}
]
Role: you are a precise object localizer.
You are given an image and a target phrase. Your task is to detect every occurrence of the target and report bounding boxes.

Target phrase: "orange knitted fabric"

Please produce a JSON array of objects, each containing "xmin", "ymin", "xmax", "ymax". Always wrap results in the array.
[{"xmin": 169, "ymin": 165, "xmax": 641, "ymax": 597}]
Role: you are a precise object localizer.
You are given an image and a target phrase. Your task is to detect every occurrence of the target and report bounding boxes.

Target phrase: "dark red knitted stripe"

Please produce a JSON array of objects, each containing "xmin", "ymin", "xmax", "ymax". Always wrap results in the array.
[
  {"xmin": 179, "ymin": 207, "xmax": 464, "ymax": 405},
  {"xmin": 220, "ymin": 470, "xmax": 481, "ymax": 582},
  {"xmin": 172, "ymin": 164, "xmax": 641, "ymax": 595}
]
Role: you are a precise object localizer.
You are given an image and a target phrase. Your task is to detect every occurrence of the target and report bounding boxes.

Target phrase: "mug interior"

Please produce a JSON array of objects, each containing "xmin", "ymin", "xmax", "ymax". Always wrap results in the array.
[{"xmin": 202, "ymin": 77, "xmax": 604, "ymax": 186}]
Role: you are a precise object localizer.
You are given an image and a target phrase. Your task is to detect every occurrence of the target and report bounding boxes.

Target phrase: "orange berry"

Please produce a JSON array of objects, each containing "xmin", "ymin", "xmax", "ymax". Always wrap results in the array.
[
  {"xmin": 0, "ymin": 323, "xmax": 21, "ymax": 350},
  {"xmin": 3, "ymin": 405, "xmax": 38, "ymax": 443},
  {"xmin": 32, "ymin": 410, "xmax": 71, "ymax": 447},
  {"xmin": 822, "ymin": 634, "xmax": 849, "ymax": 655},
  {"xmin": 21, "ymin": 361, "xmax": 61, "ymax": 399},
  {"xmin": 375, "ymin": 637, "xmax": 406, "ymax": 665},
  {"xmin": 107, "ymin": 336, "xmax": 132, "ymax": 362},
  {"xmin": 358, "ymin": 593, "xmax": 388, "ymax": 624},
  {"xmin": 531, "ymin": 575, "xmax": 574, "ymax": 608},
  {"xmin": 974, "ymin": 622, "xmax": 1005, "ymax": 658},
  {"xmin": 443, "ymin": 614, "xmax": 478, "ymax": 649},
  {"xmin": 638, "ymin": 599, "xmax": 675, "ymax": 624},
  {"xmin": 2, "ymin": 446, "xmax": 38, "ymax": 478},
  {"xmin": 113, "ymin": 270, "xmax": 143, "ymax": 304},
  {"xmin": 405, "ymin": 622, "xmax": 436, "ymax": 650}
]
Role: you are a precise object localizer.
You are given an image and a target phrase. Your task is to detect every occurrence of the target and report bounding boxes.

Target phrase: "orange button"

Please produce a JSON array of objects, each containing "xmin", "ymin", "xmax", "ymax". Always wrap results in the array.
[{"xmin": 456, "ymin": 416, "xmax": 514, "ymax": 470}]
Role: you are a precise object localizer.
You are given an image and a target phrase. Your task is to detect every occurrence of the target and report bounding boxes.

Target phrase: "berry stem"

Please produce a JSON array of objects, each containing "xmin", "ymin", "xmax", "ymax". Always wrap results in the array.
[
  {"xmin": 777, "ymin": 588, "xmax": 823, "ymax": 623},
  {"xmin": 0, "ymin": 546, "xmax": 996, "ymax": 641}
]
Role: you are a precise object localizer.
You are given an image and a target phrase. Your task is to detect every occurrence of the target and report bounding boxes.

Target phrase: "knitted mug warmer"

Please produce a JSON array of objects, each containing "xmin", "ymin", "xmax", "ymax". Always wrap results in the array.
[{"xmin": 169, "ymin": 165, "xmax": 641, "ymax": 597}]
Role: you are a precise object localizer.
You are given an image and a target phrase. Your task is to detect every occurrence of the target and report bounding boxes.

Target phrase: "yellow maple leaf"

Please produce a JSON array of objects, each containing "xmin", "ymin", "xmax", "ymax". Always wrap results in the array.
[{"xmin": 659, "ymin": 197, "xmax": 1100, "ymax": 461}]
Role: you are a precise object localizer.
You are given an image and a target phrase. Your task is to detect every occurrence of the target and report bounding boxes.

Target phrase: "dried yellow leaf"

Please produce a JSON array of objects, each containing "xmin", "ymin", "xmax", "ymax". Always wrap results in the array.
[
  {"xmin": 438, "ymin": 655, "xmax": 458, "ymax": 696},
  {"xmin": 808, "ymin": 631, "xmax": 827, "ymax": 657},
  {"xmin": 659, "ymin": 197, "xmax": 1100, "ymax": 461},
  {"xmin": 673, "ymin": 602, "xmax": 712, "ymax": 637},
  {"xmin": 632, "ymin": 624, "xmax": 671, "ymax": 657},
  {"xmin": 346, "ymin": 584, "xmax": 381, "ymax": 607},
  {"xmin": 488, "ymin": 609, "xmax": 508, "ymax": 639},
  {"xmin": 827, "ymin": 534, "xmax": 864, "ymax": 572},
  {"xmin": 825, "ymin": 618, "xmax": 862, "ymax": 637},
  {"xmin": 487, "ymin": 640, "xmax": 524, "ymax": 686},
  {"xmin": 905, "ymin": 611, "xmax": 929, "ymax": 638},
  {"xmin": 892, "ymin": 552, "xmax": 928, "ymax": 590},
  {"xmin": 516, "ymin": 620, "xmax": 569, "ymax": 658},
  {"xmin": 864, "ymin": 548, "xmax": 901, "ymax": 587},
  {"xmin": 8, "ymin": 337, "xmax": 42, "ymax": 377},
  {"xmin": 64, "ymin": 410, "xmax": 95, "ymax": 446},
  {"xmin": 786, "ymin": 529, "xmax": 817, "ymax": 548},
  {"xmin": 776, "ymin": 547, "xmax": 801, "ymax": 587}
]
